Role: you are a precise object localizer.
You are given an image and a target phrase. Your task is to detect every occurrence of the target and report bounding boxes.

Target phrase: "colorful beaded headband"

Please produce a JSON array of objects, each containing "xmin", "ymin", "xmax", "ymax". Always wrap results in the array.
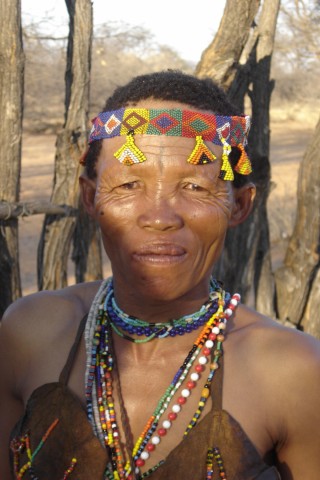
[{"xmin": 87, "ymin": 108, "xmax": 252, "ymax": 180}]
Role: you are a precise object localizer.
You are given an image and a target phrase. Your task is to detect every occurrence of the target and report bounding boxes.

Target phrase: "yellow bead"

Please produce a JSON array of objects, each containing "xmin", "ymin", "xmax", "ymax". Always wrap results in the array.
[{"xmin": 201, "ymin": 387, "xmax": 210, "ymax": 398}]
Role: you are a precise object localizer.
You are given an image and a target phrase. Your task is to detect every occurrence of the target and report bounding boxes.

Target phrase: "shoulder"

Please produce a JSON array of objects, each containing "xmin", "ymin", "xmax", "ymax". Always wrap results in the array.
[
  {"xmin": 1, "ymin": 280, "xmax": 102, "ymax": 332},
  {"xmin": 231, "ymin": 304, "xmax": 320, "ymax": 381},
  {"xmin": 0, "ymin": 281, "xmax": 102, "ymax": 393},
  {"xmin": 231, "ymin": 305, "xmax": 320, "ymax": 439},
  {"xmin": 234, "ymin": 304, "xmax": 320, "ymax": 358}
]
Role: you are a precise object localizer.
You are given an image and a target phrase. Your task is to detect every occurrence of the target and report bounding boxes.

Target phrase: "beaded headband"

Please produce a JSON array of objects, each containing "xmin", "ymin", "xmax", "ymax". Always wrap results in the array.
[{"xmin": 87, "ymin": 108, "xmax": 252, "ymax": 180}]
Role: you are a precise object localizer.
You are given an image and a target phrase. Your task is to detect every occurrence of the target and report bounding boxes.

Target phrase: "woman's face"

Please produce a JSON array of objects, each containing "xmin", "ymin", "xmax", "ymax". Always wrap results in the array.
[{"xmin": 90, "ymin": 101, "xmax": 237, "ymax": 302}]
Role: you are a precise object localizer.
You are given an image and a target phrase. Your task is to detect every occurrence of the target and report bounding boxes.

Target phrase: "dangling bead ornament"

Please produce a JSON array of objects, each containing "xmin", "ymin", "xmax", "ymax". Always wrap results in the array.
[
  {"xmin": 219, "ymin": 137, "xmax": 234, "ymax": 181},
  {"xmin": 187, "ymin": 136, "xmax": 217, "ymax": 165},
  {"xmin": 114, "ymin": 130, "xmax": 147, "ymax": 165},
  {"xmin": 234, "ymin": 143, "xmax": 252, "ymax": 175},
  {"xmin": 85, "ymin": 279, "xmax": 240, "ymax": 479}
]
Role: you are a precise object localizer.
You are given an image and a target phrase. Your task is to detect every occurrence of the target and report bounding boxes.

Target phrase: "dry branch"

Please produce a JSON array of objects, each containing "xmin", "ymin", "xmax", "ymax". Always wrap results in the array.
[{"xmin": 0, "ymin": 201, "xmax": 77, "ymax": 219}]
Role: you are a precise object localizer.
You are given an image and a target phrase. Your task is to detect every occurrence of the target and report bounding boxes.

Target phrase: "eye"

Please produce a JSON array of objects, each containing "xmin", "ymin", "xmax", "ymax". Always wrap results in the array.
[
  {"xmin": 183, "ymin": 182, "xmax": 206, "ymax": 192},
  {"xmin": 118, "ymin": 181, "xmax": 139, "ymax": 190}
]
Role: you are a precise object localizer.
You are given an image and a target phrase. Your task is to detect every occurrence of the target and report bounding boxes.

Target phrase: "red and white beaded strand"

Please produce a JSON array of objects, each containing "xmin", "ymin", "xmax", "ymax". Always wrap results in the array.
[{"xmin": 134, "ymin": 293, "xmax": 240, "ymax": 474}]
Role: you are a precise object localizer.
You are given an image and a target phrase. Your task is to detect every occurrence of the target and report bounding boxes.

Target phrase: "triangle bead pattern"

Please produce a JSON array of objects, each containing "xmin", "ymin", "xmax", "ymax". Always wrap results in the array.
[
  {"xmin": 187, "ymin": 136, "xmax": 217, "ymax": 165},
  {"xmin": 114, "ymin": 132, "xmax": 147, "ymax": 165}
]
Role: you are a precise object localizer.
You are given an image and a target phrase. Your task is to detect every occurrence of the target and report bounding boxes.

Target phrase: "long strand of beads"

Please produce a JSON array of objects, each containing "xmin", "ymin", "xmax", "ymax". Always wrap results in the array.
[
  {"xmin": 62, "ymin": 458, "xmax": 77, "ymax": 479},
  {"xmin": 132, "ymin": 292, "xmax": 237, "ymax": 472},
  {"xmin": 134, "ymin": 293, "xmax": 240, "ymax": 476},
  {"xmin": 213, "ymin": 447, "xmax": 227, "ymax": 479},
  {"xmin": 184, "ymin": 293, "xmax": 240, "ymax": 436},
  {"xmin": 86, "ymin": 306, "xmax": 105, "ymax": 425},
  {"xmin": 99, "ymin": 327, "xmax": 127, "ymax": 479},
  {"xmin": 206, "ymin": 448, "xmax": 214, "ymax": 480}
]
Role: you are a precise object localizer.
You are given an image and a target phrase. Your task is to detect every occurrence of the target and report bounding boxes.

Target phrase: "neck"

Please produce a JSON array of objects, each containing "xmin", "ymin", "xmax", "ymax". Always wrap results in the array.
[{"xmin": 111, "ymin": 276, "xmax": 214, "ymax": 323}]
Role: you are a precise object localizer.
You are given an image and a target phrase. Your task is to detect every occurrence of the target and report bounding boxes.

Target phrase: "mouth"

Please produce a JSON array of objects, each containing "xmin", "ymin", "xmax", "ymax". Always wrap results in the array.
[{"xmin": 132, "ymin": 243, "xmax": 187, "ymax": 265}]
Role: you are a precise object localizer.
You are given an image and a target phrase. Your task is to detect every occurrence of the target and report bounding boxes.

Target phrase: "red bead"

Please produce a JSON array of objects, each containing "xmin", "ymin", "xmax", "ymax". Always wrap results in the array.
[
  {"xmin": 146, "ymin": 443, "xmax": 155, "ymax": 452},
  {"xmin": 178, "ymin": 396, "xmax": 186, "ymax": 405},
  {"xmin": 187, "ymin": 381, "xmax": 196, "ymax": 389},
  {"xmin": 168, "ymin": 412, "xmax": 177, "ymax": 421},
  {"xmin": 203, "ymin": 348, "xmax": 211, "ymax": 356},
  {"xmin": 209, "ymin": 333, "xmax": 217, "ymax": 341},
  {"xmin": 195, "ymin": 364, "xmax": 204, "ymax": 373},
  {"xmin": 135, "ymin": 458, "xmax": 145, "ymax": 467},
  {"xmin": 158, "ymin": 428, "xmax": 167, "ymax": 436}
]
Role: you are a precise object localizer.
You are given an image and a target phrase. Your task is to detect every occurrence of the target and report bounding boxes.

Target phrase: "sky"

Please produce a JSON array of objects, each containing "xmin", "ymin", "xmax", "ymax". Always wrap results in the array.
[{"xmin": 21, "ymin": 0, "xmax": 226, "ymax": 63}]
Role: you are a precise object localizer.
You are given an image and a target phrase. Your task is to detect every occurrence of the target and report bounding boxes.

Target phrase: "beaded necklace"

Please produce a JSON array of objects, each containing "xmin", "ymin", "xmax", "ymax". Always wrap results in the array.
[
  {"xmin": 84, "ymin": 278, "xmax": 240, "ymax": 480},
  {"xmin": 105, "ymin": 278, "xmax": 220, "ymax": 342}
]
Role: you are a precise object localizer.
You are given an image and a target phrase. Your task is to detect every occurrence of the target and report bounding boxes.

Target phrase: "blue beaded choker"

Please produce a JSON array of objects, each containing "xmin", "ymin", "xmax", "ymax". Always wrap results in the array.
[{"xmin": 104, "ymin": 279, "xmax": 229, "ymax": 343}]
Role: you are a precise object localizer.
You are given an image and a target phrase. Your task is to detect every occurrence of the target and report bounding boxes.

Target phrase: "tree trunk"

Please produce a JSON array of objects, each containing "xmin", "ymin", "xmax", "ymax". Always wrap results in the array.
[
  {"xmin": 0, "ymin": 0, "xmax": 24, "ymax": 316},
  {"xmin": 37, "ymin": 0, "xmax": 92, "ymax": 290},
  {"xmin": 195, "ymin": 0, "xmax": 260, "ymax": 87},
  {"xmin": 300, "ymin": 267, "xmax": 320, "ymax": 339},
  {"xmin": 196, "ymin": 0, "xmax": 280, "ymax": 317},
  {"xmin": 275, "ymin": 116, "xmax": 320, "ymax": 335},
  {"xmin": 72, "ymin": 203, "xmax": 103, "ymax": 283}
]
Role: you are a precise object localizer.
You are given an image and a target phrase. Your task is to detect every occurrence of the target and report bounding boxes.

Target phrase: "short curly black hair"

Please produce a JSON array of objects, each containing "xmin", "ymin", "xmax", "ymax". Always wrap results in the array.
[{"xmin": 84, "ymin": 70, "xmax": 251, "ymax": 187}]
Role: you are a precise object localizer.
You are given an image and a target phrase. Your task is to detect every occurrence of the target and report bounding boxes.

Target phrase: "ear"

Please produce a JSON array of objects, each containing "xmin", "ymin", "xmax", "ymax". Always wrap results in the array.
[
  {"xmin": 79, "ymin": 174, "xmax": 97, "ymax": 217},
  {"xmin": 229, "ymin": 182, "xmax": 256, "ymax": 227}
]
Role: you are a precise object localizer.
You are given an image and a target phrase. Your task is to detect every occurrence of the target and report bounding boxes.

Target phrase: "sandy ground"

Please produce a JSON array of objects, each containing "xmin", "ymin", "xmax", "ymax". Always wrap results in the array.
[{"xmin": 19, "ymin": 117, "xmax": 315, "ymax": 296}]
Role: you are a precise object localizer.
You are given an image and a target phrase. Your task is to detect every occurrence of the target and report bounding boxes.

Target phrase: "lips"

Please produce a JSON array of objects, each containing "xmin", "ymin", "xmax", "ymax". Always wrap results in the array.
[{"xmin": 132, "ymin": 243, "xmax": 187, "ymax": 264}]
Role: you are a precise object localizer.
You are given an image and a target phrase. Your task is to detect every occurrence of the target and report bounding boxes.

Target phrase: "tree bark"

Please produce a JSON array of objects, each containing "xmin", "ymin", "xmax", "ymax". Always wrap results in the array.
[
  {"xmin": 195, "ymin": 0, "xmax": 260, "ymax": 88},
  {"xmin": 0, "ymin": 0, "xmax": 24, "ymax": 316},
  {"xmin": 196, "ymin": 0, "xmax": 280, "ymax": 317},
  {"xmin": 300, "ymin": 267, "xmax": 320, "ymax": 339},
  {"xmin": 275, "ymin": 116, "xmax": 320, "ymax": 333},
  {"xmin": 72, "ymin": 203, "xmax": 103, "ymax": 283},
  {"xmin": 37, "ymin": 0, "xmax": 92, "ymax": 290}
]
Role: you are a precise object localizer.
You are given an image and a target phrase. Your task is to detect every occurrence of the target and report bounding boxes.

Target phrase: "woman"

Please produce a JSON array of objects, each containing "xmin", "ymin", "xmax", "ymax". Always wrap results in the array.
[{"xmin": 1, "ymin": 71, "xmax": 319, "ymax": 479}]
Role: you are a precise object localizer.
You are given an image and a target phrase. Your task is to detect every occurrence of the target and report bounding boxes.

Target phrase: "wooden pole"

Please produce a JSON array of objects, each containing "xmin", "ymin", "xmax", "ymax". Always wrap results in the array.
[
  {"xmin": 0, "ymin": 0, "xmax": 24, "ymax": 315},
  {"xmin": 37, "ymin": 0, "xmax": 93, "ymax": 290}
]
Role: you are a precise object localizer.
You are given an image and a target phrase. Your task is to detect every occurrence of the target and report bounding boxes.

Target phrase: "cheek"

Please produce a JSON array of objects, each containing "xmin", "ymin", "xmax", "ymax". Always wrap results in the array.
[
  {"xmin": 211, "ymin": 185, "xmax": 235, "ymax": 229},
  {"xmin": 187, "ymin": 196, "xmax": 233, "ymax": 252},
  {"xmin": 95, "ymin": 198, "xmax": 136, "ymax": 251},
  {"xmin": 192, "ymin": 191, "xmax": 233, "ymax": 228}
]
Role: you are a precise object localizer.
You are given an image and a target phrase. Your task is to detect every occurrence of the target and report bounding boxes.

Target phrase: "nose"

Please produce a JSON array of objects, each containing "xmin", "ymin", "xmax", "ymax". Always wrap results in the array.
[{"xmin": 137, "ymin": 196, "xmax": 184, "ymax": 231}]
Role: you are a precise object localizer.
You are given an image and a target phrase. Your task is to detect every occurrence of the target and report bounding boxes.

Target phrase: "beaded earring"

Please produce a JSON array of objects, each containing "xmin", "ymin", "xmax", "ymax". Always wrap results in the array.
[
  {"xmin": 219, "ymin": 138, "xmax": 234, "ymax": 181},
  {"xmin": 114, "ymin": 130, "xmax": 147, "ymax": 165},
  {"xmin": 234, "ymin": 143, "xmax": 252, "ymax": 175},
  {"xmin": 187, "ymin": 136, "xmax": 217, "ymax": 165}
]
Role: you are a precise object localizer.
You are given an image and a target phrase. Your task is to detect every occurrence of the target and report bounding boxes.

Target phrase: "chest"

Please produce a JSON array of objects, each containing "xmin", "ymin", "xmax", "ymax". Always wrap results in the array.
[{"xmin": 22, "ymin": 328, "xmax": 275, "ymax": 466}]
